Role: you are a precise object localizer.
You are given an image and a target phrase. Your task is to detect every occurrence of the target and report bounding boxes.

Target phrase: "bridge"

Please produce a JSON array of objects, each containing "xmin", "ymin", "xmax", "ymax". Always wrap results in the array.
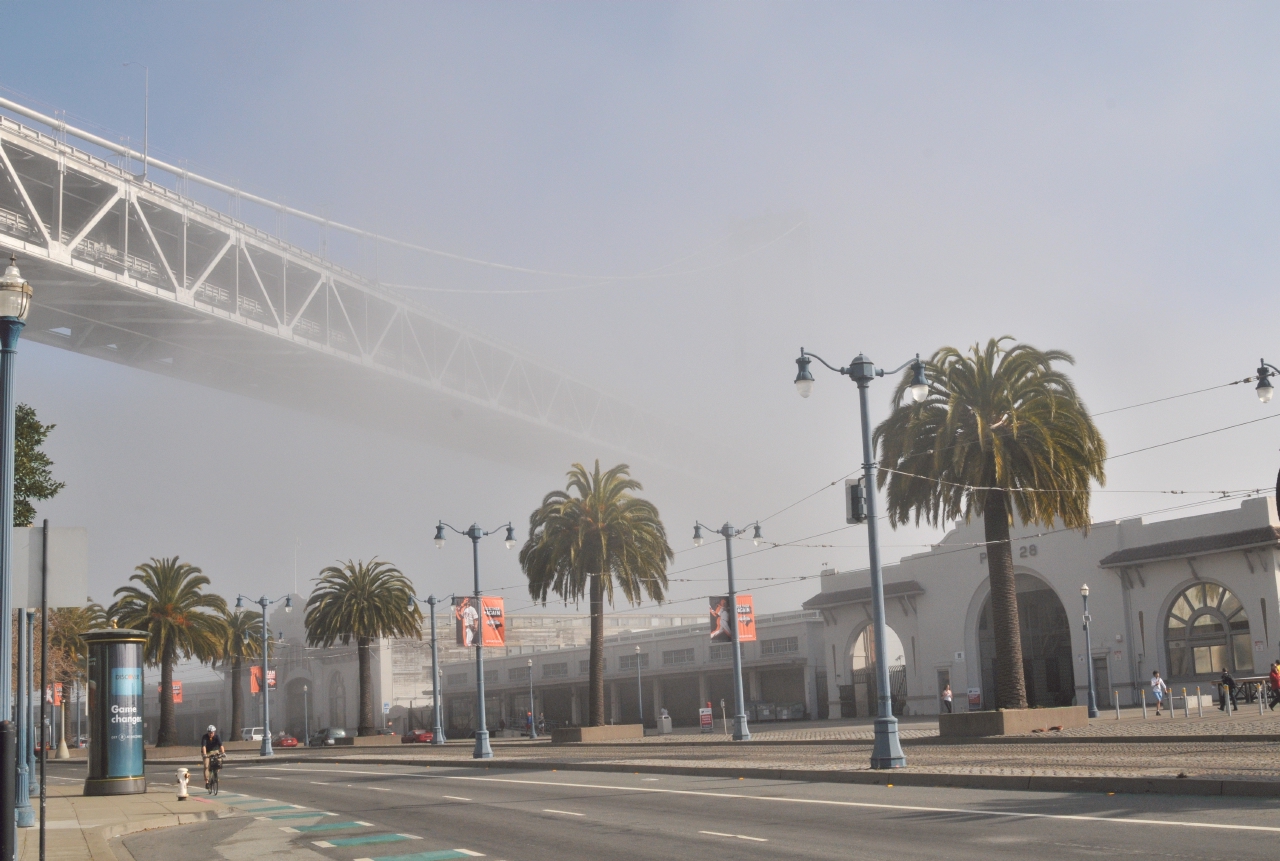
[{"xmin": 0, "ymin": 97, "xmax": 689, "ymax": 471}]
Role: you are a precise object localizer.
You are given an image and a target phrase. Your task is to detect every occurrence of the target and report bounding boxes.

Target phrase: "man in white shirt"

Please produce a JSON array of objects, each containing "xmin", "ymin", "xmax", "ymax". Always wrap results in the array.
[{"xmin": 1151, "ymin": 670, "xmax": 1169, "ymax": 716}]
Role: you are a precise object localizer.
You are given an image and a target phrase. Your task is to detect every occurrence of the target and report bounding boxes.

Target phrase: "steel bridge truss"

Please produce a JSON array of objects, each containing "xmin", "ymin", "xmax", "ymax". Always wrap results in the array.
[{"xmin": 0, "ymin": 113, "xmax": 680, "ymax": 467}]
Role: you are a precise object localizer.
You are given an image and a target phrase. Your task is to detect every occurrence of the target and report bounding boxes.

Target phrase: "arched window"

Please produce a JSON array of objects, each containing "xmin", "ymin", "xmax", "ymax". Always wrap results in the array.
[
  {"xmin": 328, "ymin": 672, "xmax": 347, "ymax": 728},
  {"xmin": 1166, "ymin": 583, "xmax": 1252, "ymax": 677}
]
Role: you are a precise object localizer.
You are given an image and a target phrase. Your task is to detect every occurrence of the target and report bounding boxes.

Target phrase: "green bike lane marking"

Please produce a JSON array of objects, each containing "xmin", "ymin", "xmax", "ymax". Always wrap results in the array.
[
  {"xmin": 354, "ymin": 851, "xmax": 484, "ymax": 861},
  {"xmin": 314, "ymin": 834, "xmax": 422, "ymax": 848},
  {"xmin": 258, "ymin": 811, "xmax": 337, "ymax": 820},
  {"xmin": 283, "ymin": 820, "xmax": 374, "ymax": 834},
  {"xmin": 237, "ymin": 805, "xmax": 302, "ymax": 813}
]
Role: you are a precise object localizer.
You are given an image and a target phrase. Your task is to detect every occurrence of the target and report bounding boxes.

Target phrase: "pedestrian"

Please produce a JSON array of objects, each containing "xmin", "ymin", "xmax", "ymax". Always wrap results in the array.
[
  {"xmin": 1219, "ymin": 669, "xmax": 1238, "ymax": 711},
  {"xmin": 941, "ymin": 683, "xmax": 953, "ymax": 714},
  {"xmin": 1150, "ymin": 670, "xmax": 1168, "ymax": 716},
  {"xmin": 1269, "ymin": 662, "xmax": 1280, "ymax": 711}
]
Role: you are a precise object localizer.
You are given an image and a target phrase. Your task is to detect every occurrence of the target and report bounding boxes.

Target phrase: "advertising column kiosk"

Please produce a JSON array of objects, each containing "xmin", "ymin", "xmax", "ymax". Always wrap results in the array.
[{"xmin": 83, "ymin": 628, "xmax": 148, "ymax": 796}]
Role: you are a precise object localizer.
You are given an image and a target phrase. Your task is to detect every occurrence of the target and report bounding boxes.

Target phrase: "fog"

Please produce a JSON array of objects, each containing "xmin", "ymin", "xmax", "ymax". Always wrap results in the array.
[{"xmin": 3, "ymin": 3, "xmax": 1280, "ymax": 620}]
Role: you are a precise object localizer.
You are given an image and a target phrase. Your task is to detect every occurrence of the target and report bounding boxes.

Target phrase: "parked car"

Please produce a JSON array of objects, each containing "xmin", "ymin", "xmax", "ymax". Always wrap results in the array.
[
  {"xmin": 240, "ymin": 727, "xmax": 264, "ymax": 742},
  {"xmin": 401, "ymin": 729, "xmax": 433, "ymax": 744},
  {"xmin": 275, "ymin": 733, "xmax": 298, "ymax": 748},
  {"xmin": 307, "ymin": 727, "xmax": 347, "ymax": 747}
]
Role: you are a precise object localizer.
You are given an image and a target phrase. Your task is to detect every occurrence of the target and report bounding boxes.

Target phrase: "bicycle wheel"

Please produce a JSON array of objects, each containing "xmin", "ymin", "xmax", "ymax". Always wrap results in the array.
[{"xmin": 209, "ymin": 769, "xmax": 219, "ymax": 796}]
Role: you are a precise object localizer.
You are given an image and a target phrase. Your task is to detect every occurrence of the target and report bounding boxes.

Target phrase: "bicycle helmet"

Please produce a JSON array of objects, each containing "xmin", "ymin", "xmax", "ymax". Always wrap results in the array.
[{"xmin": 208, "ymin": 725, "xmax": 216, "ymax": 733}]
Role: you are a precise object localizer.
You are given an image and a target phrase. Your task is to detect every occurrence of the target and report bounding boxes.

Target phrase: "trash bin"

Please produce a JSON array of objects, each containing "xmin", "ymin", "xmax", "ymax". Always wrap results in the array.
[{"xmin": 659, "ymin": 715, "xmax": 672, "ymax": 735}]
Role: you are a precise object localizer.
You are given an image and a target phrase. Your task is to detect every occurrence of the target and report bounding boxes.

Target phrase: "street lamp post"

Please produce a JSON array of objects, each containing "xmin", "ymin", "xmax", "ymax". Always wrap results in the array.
[
  {"xmin": 527, "ymin": 659, "xmax": 537, "ymax": 740},
  {"xmin": 235, "ymin": 593, "xmax": 292, "ymax": 756},
  {"xmin": 0, "ymin": 255, "xmax": 31, "ymax": 840},
  {"xmin": 408, "ymin": 592, "xmax": 450, "ymax": 745},
  {"xmin": 15, "ymin": 601, "xmax": 31, "ymax": 827},
  {"xmin": 1081, "ymin": 584, "xmax": 1099, "ymax": 718},
  {"xmin": 793, "ymin": 348, "xmax": 927, "ymax": 769},
  {"xmin": 634, "ymin": 646, "xmax": 644, "ymax": 730},
  {"xmin": 435, "ymin": 521, "xmax": 516, "ymax": 759},
  {"xmin": 692, "ymin": 521, "xmax": 763, "ymax": 741},
  {"xmin": 303, "ymin": 684, "xmax": 309, "ymax": 742}
]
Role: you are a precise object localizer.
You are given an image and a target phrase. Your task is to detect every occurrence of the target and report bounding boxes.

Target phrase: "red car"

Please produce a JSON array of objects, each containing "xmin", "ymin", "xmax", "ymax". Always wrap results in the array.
[
  {"xmin": 275, "ymin": 734, "xmax": 298, "ymax": 748},
  {"xmin": 401, "ymin": 729, "xmax": 434, "ymax": 744}
]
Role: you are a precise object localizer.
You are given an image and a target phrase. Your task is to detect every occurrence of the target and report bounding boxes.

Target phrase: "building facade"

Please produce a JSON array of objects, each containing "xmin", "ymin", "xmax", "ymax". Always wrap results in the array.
[
  {"xmin": 438, "ymin": 610, "xmax": 827, "ymax": 731},
  {"xmin": 805, "ymin": 497, "xmax": 1280, "ymax": 717}
]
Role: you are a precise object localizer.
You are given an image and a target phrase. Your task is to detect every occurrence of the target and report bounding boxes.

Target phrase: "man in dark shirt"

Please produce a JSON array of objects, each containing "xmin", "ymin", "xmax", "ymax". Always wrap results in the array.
[
  {"xmin": 1219, "ymin": 670, "xmax": 1238, "ymax": 711},
  {"xmin": 201, "ymin": 725, "xmax": 224, "ymax": 788}
]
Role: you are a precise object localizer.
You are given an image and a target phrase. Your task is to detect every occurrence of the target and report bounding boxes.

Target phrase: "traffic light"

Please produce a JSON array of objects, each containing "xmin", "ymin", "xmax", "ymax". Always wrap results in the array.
[{"xmin": 845, "ymin": 477, "xmax": 867, "ymax": 524}]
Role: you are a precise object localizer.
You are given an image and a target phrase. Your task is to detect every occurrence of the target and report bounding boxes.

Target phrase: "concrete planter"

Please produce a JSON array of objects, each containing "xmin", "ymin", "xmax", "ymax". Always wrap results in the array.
[
  {"xmin": 551, "ymin": 724, "xmax": 644, "ymax": 744},
  {"xmin": 939, "ymin": 706, "xmax": 1089, "ymax": 738}
]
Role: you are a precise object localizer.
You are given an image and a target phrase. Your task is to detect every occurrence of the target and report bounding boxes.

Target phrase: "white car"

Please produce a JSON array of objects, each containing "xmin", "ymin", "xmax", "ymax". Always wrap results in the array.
[{"xmin": 240, "ymin": 727, "xmax": 264, "ymax": 742}]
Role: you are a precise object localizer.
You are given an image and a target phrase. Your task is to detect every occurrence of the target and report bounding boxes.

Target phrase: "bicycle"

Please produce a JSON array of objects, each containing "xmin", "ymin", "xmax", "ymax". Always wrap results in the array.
[{"xmin": 207, "ymin": 752, "xmax": 225, "ymax": 796}]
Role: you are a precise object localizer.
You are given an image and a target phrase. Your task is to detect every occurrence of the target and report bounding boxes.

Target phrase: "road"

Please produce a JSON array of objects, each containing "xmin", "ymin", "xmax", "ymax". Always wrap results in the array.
[{"xmin": 62, "ymin": 759, "xmax": 1280, "ymax": 861}]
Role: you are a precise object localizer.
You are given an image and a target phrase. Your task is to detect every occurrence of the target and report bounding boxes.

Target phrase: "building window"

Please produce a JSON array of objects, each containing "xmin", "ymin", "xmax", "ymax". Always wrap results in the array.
[
  {"xmin": 662, "ymin": 648, "xmax": 695, "ymax": 666},
  {"xmin": 619, "ymin": 653, "xmax": 649, "ymax": 671},
  {"xmin": 1166, "ymin": 582, "xmax": 1253, "ymax": 677},
  {"xmin": 543, "ymin": 662, "xmax": 568, "ymax": 678},
  {"xmin": 579, "ymin": 659, "xmax": 605, "ymax": 674},
  {"xmin": 760, "ymin": 636, "xmax": 799, "ymax": 656},
  {"xmin": 509, "ymin": 666, "xmax": 531, "ymax": 682},
  {"xmin": 447, "ymin": 673, "xmax": 468, "ymax": 686},
  {"xmin": 484, "ymin": 669, "xmax": 498, "ymax": 684},
  {"xmin": 709, "ymin": 643, "xmax": 742, "ymax": 661}
]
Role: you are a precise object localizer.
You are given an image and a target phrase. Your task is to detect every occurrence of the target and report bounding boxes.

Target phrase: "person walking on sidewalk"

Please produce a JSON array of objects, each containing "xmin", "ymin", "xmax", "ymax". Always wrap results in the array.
[
  {"xmin": 1151, "ymin": 671, "xmax": 1168, "ymax": 716},
  {"xmin": 1269, "ymin": 661, "xmax": 1280, "ymax": 711},
  {"xmin": 941, "ymin": 684, "xmax": 953, "ymax": 714},
  {"xmin": 1219, "ymin": 669, "xmax": 1238, "ymax": 711}
]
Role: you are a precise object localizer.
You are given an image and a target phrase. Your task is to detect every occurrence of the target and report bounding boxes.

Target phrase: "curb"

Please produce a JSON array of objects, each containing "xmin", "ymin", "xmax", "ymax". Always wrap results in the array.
[
  {"xmin": 91, "ymin": 811, "xmax": 219, "ymax": 861},
  {"xmin": 243, "ymin": 753, "xmax": 1280, "ymax": 799}
]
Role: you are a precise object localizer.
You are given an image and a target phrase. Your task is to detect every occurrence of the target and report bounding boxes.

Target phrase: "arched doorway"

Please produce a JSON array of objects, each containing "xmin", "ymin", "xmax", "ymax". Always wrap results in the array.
[
  {"xmin": 285, "ymin": 678, "xmax": 312, "ymax": 738},
  {"xmin": 840, "ymin": 624, "xmax": 906, "ymax": 717},
  {"xmin": 328, "ymin": 672, "xmax": 347, "ymax": 729},
  {"xmin": 1166, "ymin": 582, "xmax": 1252, "ymax": 679},
  {"xmin": 977, "ymin": 573, "xmax": 1075, "ymax": 709}
]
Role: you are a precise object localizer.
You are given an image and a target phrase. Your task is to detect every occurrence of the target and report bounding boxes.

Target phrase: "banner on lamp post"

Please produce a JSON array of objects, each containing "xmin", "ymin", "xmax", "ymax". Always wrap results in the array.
[{"xmin": 709, "ymin": 594, "xmax": 756, "ymax": 643}]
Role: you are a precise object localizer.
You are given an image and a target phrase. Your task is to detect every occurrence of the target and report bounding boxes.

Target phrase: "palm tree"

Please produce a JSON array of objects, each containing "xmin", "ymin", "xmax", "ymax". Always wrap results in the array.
[
  {"xmin": 520, "ymin": 461, "xmax": 673, "ymax": 727},
  {"xmin": 304, "ymin": 559, "xmax": 420, "ymax": 736},
  {"xmin": 111, "ymin": 558, "xmax": 228, "ymax": 746},
  {"xmin": 47, "ymin": 602, "xmax": 109, "ymax": 744},
  {"xmin": 218, "ymin": 609, "xmax": 264, "ymax": 740},
  {"xmin": 873, "ymin": 338, "xmax": 1106, "ymax": 710}
]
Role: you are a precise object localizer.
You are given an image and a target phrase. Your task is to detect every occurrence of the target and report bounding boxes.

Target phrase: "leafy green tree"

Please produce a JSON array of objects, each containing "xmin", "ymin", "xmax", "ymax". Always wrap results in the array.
[
  {"xmin": 304, "ymin": 559, "xmax": 420, "ymax": 736},
  {"xmin": 111, "ymin": 558, "xmax": 228, "ymax": 745},
  {"xmin": 520, "ymin": 461, "xmax": 673, "ymax": 727},
  {"xmin": 874, "ymin": 338, "xmax": 1106, "ymax": 710},
  {"xmin": 219, "ymin": 609, "xmax": 265, "ymax": 740},
  {"xmin": 14, "ymin": 403, "xmax": 65, "ymax": 527}
]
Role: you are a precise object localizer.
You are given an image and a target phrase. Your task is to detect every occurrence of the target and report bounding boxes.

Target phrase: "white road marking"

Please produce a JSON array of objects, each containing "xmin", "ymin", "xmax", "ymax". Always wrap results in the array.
[
  {"xmin": 641, "ymin": 778, "xmax": 660, "ymax": 782},
  {"xmin": 245, "ymin": 766, "xmax": 1280, "ymax": 835},
  {"xmin": 260, "ymin": 777, "xmax": 283, "ymax": 780},
  {"xmin": 700, "ymin": 830, "xmax": 766, "ymax": 841},
  {"xmin": 442, "ymin": 796, "xmax": 472, "ymax": 801},
  {"xmin": 542, "ymin": 809, "xmax": 584, "ymax": 816},
  {"xmin": 370, "ymin": 787, "xmax": 391, "ymax": 792},
  {"xmin": 310, "ymin": 781, "xmax": 330, "ymax": 785}
]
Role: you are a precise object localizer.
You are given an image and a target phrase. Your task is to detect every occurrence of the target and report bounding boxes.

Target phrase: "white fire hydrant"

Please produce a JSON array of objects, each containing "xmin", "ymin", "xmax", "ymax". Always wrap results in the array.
[{"xmin": 177, "ymin": 767, "xmax": 190, "ymax": 801}]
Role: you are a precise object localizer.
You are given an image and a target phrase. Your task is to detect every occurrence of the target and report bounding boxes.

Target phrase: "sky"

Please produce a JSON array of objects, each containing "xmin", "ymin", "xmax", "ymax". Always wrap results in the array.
[{"xmin": 4, "ymin": 2, "xmax": 1280, "ymax": 622}]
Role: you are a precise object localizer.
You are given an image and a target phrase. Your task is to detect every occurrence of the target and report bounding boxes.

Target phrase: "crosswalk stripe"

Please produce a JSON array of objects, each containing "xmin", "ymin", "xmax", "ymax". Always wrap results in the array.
[
  {"xmin": 313, "ymin": 834, "xmax": 421, "ymax": 848},
  {"xmin": 352, "ymin": 850, "xmax": 484, "ymax": 861}
]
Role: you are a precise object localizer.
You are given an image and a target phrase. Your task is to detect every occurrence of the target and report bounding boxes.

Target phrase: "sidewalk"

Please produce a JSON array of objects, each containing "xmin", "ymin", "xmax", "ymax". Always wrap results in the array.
[{"xmin": 17, "ymin": 781, "xmax": 227, "ymax": 861}]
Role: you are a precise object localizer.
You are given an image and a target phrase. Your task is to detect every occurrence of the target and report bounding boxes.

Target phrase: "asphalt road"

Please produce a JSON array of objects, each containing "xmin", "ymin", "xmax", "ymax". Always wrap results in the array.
[{"xmin": 55, "ymin": 759, "xmax": 1280, "ymax": 861}]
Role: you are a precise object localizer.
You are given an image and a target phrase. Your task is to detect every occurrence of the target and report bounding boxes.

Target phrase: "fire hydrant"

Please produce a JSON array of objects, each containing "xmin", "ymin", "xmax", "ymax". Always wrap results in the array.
[{"xmin": 177, "ymin": 767, "xmax": 190, "ymax": 801}]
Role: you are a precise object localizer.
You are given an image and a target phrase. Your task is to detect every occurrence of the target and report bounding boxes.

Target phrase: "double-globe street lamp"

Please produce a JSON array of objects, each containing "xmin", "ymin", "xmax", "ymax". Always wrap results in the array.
[
  {"xmin": 235, "ymin": 593, "xmax": 292, "ymax": 756},
  {"xmin": 692, "ymin": 521, "xmax": 763, "ymax": 741},
  {"xmin": 793, "ymin": 348, "xmax": 927, "ymax": 769},
  {"xmin": 434, "ymin": 521, "xmax": 516, "ymax": 759},
  {"xmin": 407, "ymin": 593, "xmax": 449, "ymax": 745}
]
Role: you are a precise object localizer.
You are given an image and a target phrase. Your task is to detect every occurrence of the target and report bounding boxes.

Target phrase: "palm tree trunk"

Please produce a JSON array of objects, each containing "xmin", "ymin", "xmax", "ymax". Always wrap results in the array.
[
  {"xmin": 984, "ymin": 490, "xmax": 1028, "ymax": 710},
  {"xmin": 357, "ymin": 636, "xmax": 374, "ymax": 736},
  {"xmin": 158, "ymin": 644, "xmax": 177, "ymax": 746},
  {"xmin": 588, "ymin": 574, "xmax": 605, "ymax": 727},
  {"xmin": 230, "ymin": 657, "xmax": 243, "ymax": 739}
]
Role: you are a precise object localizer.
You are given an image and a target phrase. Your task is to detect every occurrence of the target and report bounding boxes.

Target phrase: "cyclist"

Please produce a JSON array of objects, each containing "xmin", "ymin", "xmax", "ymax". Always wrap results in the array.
[{"xmin": 200, "ymin": 725, "xmax": 225, "ymax": 788}]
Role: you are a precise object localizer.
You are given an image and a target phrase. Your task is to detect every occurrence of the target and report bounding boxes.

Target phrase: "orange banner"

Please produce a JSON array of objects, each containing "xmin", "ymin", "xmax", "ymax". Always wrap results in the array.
[
  {"xmin": 250, "ymin": 667, "xmax": 276, "ymax": 694},
  {"xmin": 480, "ymin": 596, "xmax": 506, "ymax": 647},
  {"xmin": 454, "ymin": 596, "xmax": 506, "ymax": 647},
  {"xmin": 709, "ymin": 594, "xmax": 756, "ymax": 643},
  {"xmin": 157, "ymin": 681, "xmax": 182, "ymax": 703}
]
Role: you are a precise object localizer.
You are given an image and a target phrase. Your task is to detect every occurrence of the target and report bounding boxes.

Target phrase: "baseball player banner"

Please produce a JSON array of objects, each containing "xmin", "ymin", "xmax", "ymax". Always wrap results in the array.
[
  {"xmin": 454, "ymin": 596, "xmax": 507, "ymax": 647},
  {"xmin": 709, "ymin": 594, "xmax": 756, "ymax": 643}
]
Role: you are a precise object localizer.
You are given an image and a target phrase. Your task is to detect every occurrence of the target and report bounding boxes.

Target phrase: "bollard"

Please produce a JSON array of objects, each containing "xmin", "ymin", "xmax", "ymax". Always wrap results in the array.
[
  {"xmin": 1225, "ymin": 685, "xmax": 1233, "ymax": 717},
  {"xmin": 1197, "ymin": 686, "xmax": 1203, "ymax": 718},
  {"xmin": 177, "ymin": 767, "xmax": 189, "ymax": 801},
  {"xmin": 1183, "ymin": 687, "xmax": 1189, "ymax": 719},
  {"xmin": 0, "ymin": 721, "xmax": 14, "ymax": 861},
  {"xmin": 1261, "ymin": 684, "xmax": 1267, "ymax": 716},
  {"xmin": 1141, "ymin": 689, "xmax": 1147, "ymax": 719},
  {"xmin": 1114, "ymin": 690, "xmax": 1120, "ymax": 720}
]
